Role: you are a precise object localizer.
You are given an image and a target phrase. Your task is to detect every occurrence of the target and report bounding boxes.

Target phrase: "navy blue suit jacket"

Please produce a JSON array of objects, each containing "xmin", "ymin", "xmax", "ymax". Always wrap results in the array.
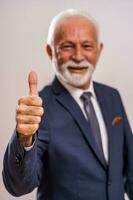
[{"xmin": 3, "ymin": 77, "xmax": 133, "ymax": 200}]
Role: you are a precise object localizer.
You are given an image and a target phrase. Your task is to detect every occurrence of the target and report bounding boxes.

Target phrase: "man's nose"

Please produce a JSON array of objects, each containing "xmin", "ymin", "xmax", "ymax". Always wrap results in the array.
[{"xmin": 71, "ymin": 47, "xmax": 84, "ymax": 63}]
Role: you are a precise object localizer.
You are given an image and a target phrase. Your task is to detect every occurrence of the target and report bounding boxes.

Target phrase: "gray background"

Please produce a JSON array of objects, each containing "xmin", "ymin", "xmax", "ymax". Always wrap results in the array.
[{"xmin": 0, "ymin": 0, "xmax": 133, "ymax": 199}]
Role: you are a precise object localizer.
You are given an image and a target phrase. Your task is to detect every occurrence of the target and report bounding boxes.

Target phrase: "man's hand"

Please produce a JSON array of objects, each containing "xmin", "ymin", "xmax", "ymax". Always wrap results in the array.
[{"xmin": 16, "ymin": 71, "xmax": 44, "ymax": 147}]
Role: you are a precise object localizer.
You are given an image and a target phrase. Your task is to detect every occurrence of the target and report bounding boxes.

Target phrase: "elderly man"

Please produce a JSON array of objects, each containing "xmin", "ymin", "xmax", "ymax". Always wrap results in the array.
[{"xmin": 2, "ymin": 9, "xmax": 133, "ymax": 200}]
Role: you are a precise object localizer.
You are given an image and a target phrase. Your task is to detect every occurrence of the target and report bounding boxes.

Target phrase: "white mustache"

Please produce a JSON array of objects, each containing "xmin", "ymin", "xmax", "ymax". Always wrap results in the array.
[{"xmin": 62, "ymin": 60, "xmax": 93, "ymax": 69}]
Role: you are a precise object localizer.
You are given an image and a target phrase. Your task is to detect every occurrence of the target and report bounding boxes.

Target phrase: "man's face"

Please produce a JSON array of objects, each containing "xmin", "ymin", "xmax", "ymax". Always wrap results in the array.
[{"xmin": 47, "ymin": 17, "xmax": 103, "ymax": 89}]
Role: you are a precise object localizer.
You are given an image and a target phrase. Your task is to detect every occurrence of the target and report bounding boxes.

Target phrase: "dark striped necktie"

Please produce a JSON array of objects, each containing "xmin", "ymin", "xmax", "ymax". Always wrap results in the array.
[{"xmin": 81, "ymin": 92, "xmax": 104, "ymax": 158}]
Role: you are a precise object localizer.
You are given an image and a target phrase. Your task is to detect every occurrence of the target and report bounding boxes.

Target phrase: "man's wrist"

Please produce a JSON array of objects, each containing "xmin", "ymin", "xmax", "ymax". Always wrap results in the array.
[{"xmin": 17, "ymin": 133, "xmax": 36, "ymax": 147}]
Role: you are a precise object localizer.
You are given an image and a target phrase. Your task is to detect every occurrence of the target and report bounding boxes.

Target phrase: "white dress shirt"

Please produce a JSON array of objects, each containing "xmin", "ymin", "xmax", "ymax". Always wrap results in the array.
[{"xmin": 59, "ymin": 78, "xmax": 109, "ymax": 162}]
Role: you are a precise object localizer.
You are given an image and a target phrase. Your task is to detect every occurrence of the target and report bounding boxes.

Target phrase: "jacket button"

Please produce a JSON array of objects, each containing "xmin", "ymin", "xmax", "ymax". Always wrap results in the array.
[
  {"xmin": 15, "ymin": 153, "xmax": 22, "ymax": 166},
  {"xmin": 108, "ymin": 180, "xmax": 112, "ymax": 186}
]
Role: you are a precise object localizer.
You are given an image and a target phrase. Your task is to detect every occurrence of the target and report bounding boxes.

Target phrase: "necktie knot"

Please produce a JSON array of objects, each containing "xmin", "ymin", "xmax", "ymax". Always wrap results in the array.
[{"xmin": 81, "ymin": 92, "xmax": 92, "ymax": 104}]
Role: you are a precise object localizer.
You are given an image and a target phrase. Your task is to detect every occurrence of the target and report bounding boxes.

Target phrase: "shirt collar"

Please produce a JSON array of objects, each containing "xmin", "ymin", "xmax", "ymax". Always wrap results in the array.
[{"xmin": 57, "ymin": 76, "xmax": 96, "ymax": 101}]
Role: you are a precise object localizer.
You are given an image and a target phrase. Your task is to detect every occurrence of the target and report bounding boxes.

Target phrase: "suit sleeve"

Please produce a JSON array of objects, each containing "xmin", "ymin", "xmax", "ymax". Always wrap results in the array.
[{"xmin": 2, "ymin": 115, "xmax": 49, "ymax": 197}]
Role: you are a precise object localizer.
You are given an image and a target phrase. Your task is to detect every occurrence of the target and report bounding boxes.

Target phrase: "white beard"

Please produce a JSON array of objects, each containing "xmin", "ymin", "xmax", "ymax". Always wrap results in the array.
[{"xmin": 52, "ymin": 58, "xmax": 95, "ymax": 87}]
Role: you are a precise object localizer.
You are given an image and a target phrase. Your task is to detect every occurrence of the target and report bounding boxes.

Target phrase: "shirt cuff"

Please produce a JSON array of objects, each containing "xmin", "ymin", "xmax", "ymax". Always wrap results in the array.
[{"xmin": 24, "ymin": 138, "xmax": 36, "ymax": 151}]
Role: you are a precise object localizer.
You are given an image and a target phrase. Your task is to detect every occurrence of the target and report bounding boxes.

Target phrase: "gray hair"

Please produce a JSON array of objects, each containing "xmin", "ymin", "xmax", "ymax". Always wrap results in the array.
[{"xmin": 47, "ymin": 9, "xmax": 100, "ymax": 46}]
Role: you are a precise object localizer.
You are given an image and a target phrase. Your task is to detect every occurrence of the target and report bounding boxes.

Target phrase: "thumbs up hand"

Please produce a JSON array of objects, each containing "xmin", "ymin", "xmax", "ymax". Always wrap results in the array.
[{"xmin": 16, "ymin": 71, "xmax": 44, "ymax": 147}]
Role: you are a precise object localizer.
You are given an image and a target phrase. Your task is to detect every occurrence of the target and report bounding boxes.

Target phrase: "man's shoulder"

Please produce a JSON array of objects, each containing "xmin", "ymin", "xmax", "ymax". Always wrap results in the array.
[
  {"xmin": 94, "ymin": 81, "xmax": 119, "ymax": 94},
  {"xmin": 38, "ymin": 77, "xmax": 62, "ymax": 100},
  {"xmin": 39, "ymin": 81, "xmax": 53, "ymax": 99}
]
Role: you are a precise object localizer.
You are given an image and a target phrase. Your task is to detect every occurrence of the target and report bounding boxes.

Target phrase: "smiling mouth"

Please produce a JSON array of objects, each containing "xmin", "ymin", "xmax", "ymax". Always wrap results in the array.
[{"xmin": 67, "ymin": 66, "xmax": 88, "ymax": 73}]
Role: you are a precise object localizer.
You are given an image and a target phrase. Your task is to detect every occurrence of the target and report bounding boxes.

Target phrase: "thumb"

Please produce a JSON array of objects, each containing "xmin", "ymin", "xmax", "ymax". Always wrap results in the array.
[{"xmin": 28, "ymin": 71, "xmax": 38, "ymax": 96}]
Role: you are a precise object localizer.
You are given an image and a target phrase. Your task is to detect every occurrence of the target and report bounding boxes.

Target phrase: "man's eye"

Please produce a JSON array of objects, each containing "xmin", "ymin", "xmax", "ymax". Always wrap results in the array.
[
  {"xmin": 61, "ymin": 45, "xmax": 73, "ymax": 50},
  {"xmin": 83, "ymin": 44, "xmax": 94, "ymax": 50}
]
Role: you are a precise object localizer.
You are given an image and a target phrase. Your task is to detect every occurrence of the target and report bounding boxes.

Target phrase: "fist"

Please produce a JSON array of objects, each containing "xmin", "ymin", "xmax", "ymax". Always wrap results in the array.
[{"xmin": 16, "ymin": 71, "xmax": 44, "ymax": 145}]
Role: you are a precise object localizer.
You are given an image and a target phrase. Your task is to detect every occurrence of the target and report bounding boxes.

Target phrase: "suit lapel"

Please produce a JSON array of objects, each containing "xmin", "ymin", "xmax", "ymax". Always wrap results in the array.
[
  {"xmin": 52, "ymin": 78, "xmax": 107, "ymax": 169},
  {"xmin": 94, "ymin": 83, "xmax": 116, "ymax": 169}
]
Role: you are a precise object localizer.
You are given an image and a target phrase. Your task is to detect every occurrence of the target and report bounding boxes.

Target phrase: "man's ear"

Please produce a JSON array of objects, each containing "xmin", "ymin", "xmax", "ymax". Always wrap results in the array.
[
  {"xmin": 99, "ymin": 42, "xmax": 103, "ymax": 54},
  {"xmin": 97, "ymin": 42, "xmax": 103, "ymax": 59},
  {"xmin": 46, "ymin": 45, "xmax": 53, "ymax": 60}
]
